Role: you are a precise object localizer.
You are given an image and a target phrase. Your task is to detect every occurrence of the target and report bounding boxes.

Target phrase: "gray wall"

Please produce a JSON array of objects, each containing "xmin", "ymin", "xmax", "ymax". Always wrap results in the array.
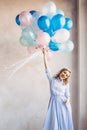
[
  {"xmin": 0, "ymin": 0, "xmax": 86, "ymax": 130},
  {"xmin": 78, "ymin": 0, "xmax": 87, "ymax": 130}
]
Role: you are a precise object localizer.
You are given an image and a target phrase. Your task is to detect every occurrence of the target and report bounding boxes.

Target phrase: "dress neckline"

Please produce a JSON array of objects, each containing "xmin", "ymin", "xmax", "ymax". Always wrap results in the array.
[
  {"xmin": 55, "ymin": 77, "xmax": 65, "ymax": 86},
  {"xmin": 55, "ymin": 77, "xmax": 63, "ymax": 82}
]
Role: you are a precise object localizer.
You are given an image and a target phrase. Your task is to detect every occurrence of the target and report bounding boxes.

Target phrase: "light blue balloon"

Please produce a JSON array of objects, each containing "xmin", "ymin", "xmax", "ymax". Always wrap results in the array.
[
  {"xmin": 20, "ymin": 36, "xmax": 29, "ymax": 46},
  {"xmin": 22, "ymin": 27, "xmax": 37, "ymax": 46},
  {"xmin": 61, "ymin": 40, "xmax": 74, "ymax": 52},
  {"xmin": 22, "ymin": 27, "xmax": 37, "ymax": 39},
  {"xmin": 20, "ymin": 35, "xmax": 38, "ymax": 47},
  {"xmin": 33, "ymin": 11, "xmax": 41, "ymax": 20},
  {"xmin": 32, "ymin": 11, "xmax": 41, "ymax": 30},
  {"xmin": 56, "ymin": 9, "xmax": 64, "ymax": 16},
  {"xmin": 20, "ymin": 27, "xmax": 38, "ymax": 46}
]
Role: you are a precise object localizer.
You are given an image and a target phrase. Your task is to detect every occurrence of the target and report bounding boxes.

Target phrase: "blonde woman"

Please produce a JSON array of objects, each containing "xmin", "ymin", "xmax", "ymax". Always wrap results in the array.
[{"xmin": 42, "ymin": 48, "xmax": 74, "ymax": 130}]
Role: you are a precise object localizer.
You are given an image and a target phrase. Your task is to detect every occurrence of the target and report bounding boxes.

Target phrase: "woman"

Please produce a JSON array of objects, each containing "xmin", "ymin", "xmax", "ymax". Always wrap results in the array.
[{"xmin": 42, "ymin": 48, "xmax": 74, "ymax": 130}]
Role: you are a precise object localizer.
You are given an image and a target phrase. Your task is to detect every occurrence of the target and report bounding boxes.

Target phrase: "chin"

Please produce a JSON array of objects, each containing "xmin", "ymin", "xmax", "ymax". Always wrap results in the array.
[{"xmin": 60, "ymin": 78, "xmax": 64, "ymax": 80}]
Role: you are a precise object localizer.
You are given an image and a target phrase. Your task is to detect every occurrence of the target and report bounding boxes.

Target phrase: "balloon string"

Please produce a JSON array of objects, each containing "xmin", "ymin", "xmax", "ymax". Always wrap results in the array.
[
  {"xmin": 7, "ymin": 51, "xmax": 40, "ymax": 80},
  {"xmin": 5, "ymin": 56, "xmax": 31, "ymax": 70}
]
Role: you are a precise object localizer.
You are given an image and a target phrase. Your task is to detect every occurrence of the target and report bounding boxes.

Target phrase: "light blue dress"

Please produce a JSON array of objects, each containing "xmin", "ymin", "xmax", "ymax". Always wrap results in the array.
[{"xmin": 42, "ymin": 69, "xmax": 74, "ymax": 130}]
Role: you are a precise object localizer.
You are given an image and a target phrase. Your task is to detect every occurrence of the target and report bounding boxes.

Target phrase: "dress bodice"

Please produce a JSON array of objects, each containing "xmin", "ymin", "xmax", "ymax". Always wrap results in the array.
[
  {"xmin": 50, "ymin": 77, "xmax": 67, "ymax": 96},
  {"xmin": 45, "ymin": 69, "xmax": 70, "ymax": 98}
]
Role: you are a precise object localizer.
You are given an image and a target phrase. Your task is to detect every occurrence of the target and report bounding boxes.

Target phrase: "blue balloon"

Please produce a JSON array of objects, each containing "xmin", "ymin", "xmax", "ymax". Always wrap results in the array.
[
  {"xmin": 15, "ymin": 14, "xmax": 20, "ymax": 26},
  {"xmin": 37, "ymin": 16, "xmax": 50, "ymax": 31},
  {"xmin": 49, "ymin": 41, "xmax": 61, "ymax": 51},
  {"xmin": 29, "ymin": 10, "xmax": 37, "ymax": 15},
  {"xmin": 46, "ymin": 27, "xmax": 55, "ymax": 37},
  {"xmin": 64, "ymin": 18, "xmax": 73, "ymax": 30},
  {"xmin": 51, "ymin": 14, "xmax": 65, "ymax": 31}
]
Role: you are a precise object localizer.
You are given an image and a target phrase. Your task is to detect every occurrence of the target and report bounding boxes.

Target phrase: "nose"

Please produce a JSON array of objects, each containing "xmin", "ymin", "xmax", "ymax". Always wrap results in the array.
[{"xmin": 62, "ymin": 73, "xmax": 66, "ymax": 77}]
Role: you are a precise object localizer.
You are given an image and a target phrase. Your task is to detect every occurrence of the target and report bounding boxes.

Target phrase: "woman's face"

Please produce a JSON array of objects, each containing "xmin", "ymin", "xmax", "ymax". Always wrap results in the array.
[{"xmin": 59, "ymin": 70, "xmax": 70, "ymax": 80}]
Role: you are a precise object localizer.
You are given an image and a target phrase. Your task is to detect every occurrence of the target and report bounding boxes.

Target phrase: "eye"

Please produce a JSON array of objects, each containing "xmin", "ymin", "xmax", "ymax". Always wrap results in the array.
[{"xmin": 67, "ymin": 74, "xmax": 70, "ymax": 77}]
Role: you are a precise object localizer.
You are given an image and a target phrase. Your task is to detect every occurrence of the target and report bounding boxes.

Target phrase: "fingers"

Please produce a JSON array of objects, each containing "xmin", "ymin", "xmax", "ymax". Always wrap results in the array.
[
  {"xmin": 66, "ymin": 100, "xmax": 70, "ymax": 104},
  {"xmin": 64, "ymin": 99, "xmax": 70, "ymax": 104},
  {"xmin": 42, "ymin": 48, "xmax": 45, "ymax": 54},
  {"xmin": 42, "ymin": 47, "xmax": 46, "ymax": 54}
]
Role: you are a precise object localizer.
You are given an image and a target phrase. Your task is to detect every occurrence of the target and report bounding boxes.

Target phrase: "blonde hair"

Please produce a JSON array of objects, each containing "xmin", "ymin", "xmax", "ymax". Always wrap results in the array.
[{"xmin": 54, "ymin": 68, "xmax": 71, "ymax": 85}]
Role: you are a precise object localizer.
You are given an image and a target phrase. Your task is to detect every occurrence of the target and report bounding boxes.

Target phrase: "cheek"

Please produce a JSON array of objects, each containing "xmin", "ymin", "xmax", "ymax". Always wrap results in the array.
[{"xmin": 60, "ymin": 73, "xmax": 63, "ymax": 77}]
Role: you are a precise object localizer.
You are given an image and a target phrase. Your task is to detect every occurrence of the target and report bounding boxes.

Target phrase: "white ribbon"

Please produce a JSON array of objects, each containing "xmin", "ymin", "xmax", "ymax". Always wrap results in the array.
[{"xmin": 6, "ymin": 51, "xmax": 41, "ymax": 80}]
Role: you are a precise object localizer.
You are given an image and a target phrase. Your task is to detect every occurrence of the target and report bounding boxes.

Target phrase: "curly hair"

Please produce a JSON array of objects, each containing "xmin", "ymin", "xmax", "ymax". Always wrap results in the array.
[{"xmin": 54, "ymin": 68, "xmax": 71, "ymax": 85}]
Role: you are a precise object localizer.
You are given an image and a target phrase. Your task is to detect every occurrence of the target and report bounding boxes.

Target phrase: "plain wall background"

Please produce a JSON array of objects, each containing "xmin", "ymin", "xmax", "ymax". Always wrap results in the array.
[{"xmin": 0, "ymin": 0, "xmax": 86, "ymax": 130}]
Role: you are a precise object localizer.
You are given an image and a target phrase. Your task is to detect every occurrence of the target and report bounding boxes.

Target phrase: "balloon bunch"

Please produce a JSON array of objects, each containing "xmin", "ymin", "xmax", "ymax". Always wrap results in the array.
[{"xmin": 15, "ymin": 1, "xmax": 74, "ymax": 56}]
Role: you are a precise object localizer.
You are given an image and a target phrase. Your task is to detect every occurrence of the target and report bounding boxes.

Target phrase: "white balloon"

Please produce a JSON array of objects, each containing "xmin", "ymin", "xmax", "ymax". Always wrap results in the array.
[
  {"xmin": 42, "ymin": 1, "xmax": 56, "ymax": 15},
  {"xmin": 31, "ymin": 12, "xmax": 42, "ymax": 34},
  {"xmin": 53, "ymin": 29, "xmax": 70, "ymax": 43},
  {"xmin": 64, "ymin": 40, "xmax": 74, "ymax": 52},
  {"xmin": 56, "ymin": 9, "xmax": 64, "ymax": 16},
  {"xmin": 59, "ymin": 40, "xmax": 74, "ymax": 52}
]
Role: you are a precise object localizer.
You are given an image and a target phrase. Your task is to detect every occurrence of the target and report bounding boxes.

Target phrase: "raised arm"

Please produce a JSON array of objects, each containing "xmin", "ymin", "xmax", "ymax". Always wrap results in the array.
[
  {"xmin": 42, "ymin": 48, "xmax": 52, "ymax": 81},
  {"xmin": 42, "ymin": 48, "xmax": 48, "ymax": 70}
]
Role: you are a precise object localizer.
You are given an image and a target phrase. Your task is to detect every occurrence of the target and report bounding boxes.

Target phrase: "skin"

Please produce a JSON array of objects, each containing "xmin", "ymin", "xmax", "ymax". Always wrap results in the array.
[
  {"xmin": 59, "ymin": 70, "xmax": 70, "ymax": 80},
  {"xmin": 59, "ymin": 71, "xmax": 71, "ymax": 104},
  {"xmin": 42, "ymin": 48, "xmax": 70, "ymax": 104}
]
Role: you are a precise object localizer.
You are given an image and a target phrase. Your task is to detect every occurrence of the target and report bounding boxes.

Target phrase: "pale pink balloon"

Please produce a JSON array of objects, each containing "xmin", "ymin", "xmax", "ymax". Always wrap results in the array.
[
  {"xmin": 27, "ymin": 46, "xmax": 36, "ymax": 54},
  {"xmin": 46, "ymin": 50, "xmax": 53, "ymax": 60},
  {"xmin": 37, "ymin": 32, "xmax": 50, "ymax": 46},
  {"xmin": 19, "ymin": 11, "xmax": 32, "ymax": 27}
]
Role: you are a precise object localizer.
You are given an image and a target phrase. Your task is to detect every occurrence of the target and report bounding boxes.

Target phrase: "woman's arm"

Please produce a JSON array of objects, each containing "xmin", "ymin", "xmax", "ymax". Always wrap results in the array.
[
  {"xmin": 42, "ymin": 48, "xmax": 52, "ymax": 81},
  {"xmin": 42, "ymin": 48, "xmax": 48, "ymax": 69}
]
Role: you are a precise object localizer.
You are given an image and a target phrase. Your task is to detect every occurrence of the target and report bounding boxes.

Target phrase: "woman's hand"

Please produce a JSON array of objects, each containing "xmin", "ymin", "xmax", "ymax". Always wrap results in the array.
[
  {"xmin": 42, "ymin": 47, "xmax": 46, "ymax": 54},
  {"xmin": 65, "ymin": 97, "xmax": 70, "ymax": 104}
]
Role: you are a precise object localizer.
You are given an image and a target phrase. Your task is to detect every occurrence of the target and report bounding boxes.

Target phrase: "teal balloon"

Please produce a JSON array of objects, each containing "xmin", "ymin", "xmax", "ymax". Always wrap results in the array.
[
  {"xmin": 20, "ymin": 36, "xmax": 29, "ymax": 46},
  {"xmin": 61, "ymin": 40, "xmax": 74, "ymax": 52},
  {"xmin": 49, "ymin": 41, "xmax": 61, "ymax": 51},
  {"xmin": 56, "ymin": 9, "xmax": 64, "ymax": 16},
  {"xmin": 33, "ymin": 11, "xmax": 41, "ymax": 20},
  {"xmin": 22, "ymin": 27, "xmax": 37, "ymax": 39},
  {"xmin": 22, "ymin": 27, "xmax": 37, "ymax": 46},
  {"xmin": 20, "ymin": 35, "xmax": 37, "ymax": 46}
]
